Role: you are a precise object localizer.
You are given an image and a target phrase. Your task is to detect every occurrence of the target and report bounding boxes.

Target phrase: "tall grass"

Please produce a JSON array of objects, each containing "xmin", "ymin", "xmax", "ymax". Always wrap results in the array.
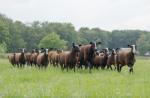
[{"xmin": 0, "ymin": 58, "xmax": 150, "ymax": 97}]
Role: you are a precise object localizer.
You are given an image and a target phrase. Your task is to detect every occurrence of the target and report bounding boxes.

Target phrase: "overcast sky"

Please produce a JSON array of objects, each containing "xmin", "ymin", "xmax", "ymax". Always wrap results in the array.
[{"xmin": 0, "ymin": 0, "xmax": 150, "ymax": 31}]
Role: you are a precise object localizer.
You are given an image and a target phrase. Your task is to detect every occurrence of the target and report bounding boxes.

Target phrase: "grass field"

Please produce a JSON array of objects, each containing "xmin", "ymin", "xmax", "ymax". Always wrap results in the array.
[{"xmin": 0, "ymin": 57, "xmax": 150, "ymax": 98}]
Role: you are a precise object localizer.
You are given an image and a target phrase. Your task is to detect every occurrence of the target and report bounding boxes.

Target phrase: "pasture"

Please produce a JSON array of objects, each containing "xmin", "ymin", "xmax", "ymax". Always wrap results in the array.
[{"xmin": 0, "ymin": 57, "xmax": 150, "ymax": 98}]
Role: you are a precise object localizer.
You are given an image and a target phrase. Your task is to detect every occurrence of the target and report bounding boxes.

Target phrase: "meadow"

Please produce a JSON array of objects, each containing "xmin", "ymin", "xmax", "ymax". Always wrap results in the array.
[{"xmin": 0, "ymin": 57, "xmax": 150, "ymax": 98}]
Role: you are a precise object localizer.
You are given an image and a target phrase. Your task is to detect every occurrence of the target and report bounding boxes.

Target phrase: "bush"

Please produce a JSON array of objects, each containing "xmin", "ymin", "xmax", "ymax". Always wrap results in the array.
[{"xmin": 39, "ymin": 32, "xmax": 67, "ymax": 49}]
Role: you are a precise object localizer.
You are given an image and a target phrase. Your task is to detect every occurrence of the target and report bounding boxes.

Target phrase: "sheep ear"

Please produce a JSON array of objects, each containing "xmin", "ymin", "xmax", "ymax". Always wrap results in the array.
[
  {"xmin": 96, "ymin": 42, "xmax": 101, "ymax": 44},
  {"xmin": 41, "ymin": 48, "xmax": 44, "ymax": 50},
  {"xmin": 79, "ymin": 44, "xmax": 82, "ymax": 47},
  {"xmin": 127, "ymin": 45, "xmax": 131, "ymax": 47},
  {"xmin": 72, "ymin": 43, "xmax": 75, "ymax": 47},
  {"xmin": 90, "ymin": 42, "xmax": 92, "ymax": 44},
  {"xmin": 116, "ymin": 48, "xmax": 119, "ymax": 51}
]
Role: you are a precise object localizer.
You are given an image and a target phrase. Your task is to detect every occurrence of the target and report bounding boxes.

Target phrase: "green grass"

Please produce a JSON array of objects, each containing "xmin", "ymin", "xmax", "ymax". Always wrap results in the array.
[{"xmin": 0, "ymin": 58, "xmax": 150, "ymax": 98}]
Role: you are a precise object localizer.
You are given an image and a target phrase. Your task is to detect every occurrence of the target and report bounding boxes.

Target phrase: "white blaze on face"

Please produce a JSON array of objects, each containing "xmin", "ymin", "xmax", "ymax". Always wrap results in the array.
[
  {"xmin": 94, "ymin": 42, "xmax": 97, "ymax": 50},
  {"xmin": 39, "ymin": 50, "xmax": 41, "ymax": 53},
  {"xmin": 106, "ymin": 48, "xmax": 109, "ymax": 52},
  {"xmin": 106, "ymin": 48, "xmax": 109, "ymax": 54},
  {"xmin": 131, "ymin": 45, "xmax": 136, "ymax": 54},
  {"xmin": 33, "ymin": 49, "xmax": 35, "ymax": 52},
  {"xmin": 112, "ymin": 49, "xmax": 116, "ymax": 54},
  {"xmin": 46, "ymin": 49, "xmax": 48, "ymax": 55},
  {"xmin": 22, "ymin": 48, "xmax": 25, "ymax": 53}
]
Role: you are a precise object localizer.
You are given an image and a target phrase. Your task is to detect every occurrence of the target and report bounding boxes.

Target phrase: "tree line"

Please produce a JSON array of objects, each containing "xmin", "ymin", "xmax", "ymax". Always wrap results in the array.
[{"xmin": 0, "ymin": 13, "xmax": 149, "ymax": 55}]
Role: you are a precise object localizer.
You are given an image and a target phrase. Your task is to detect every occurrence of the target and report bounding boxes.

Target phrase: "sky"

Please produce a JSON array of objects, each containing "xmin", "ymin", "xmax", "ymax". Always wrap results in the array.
[{"xmin": 0, "ymin": 0, "xmax": 150, "ymax": 31}]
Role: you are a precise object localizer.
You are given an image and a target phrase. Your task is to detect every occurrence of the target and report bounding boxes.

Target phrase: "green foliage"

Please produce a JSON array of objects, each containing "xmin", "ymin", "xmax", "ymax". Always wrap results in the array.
[
  {"xmin": 137, "ymin": 33, "xmax": 150, "ymax": 55},
  {"xmin": 0, "ymin": 13, "xmax": 150, "ymax": 54},
  {"xmin": 78, "ymin": 27, "xmax": 109, "ymax": 48},
  {"xmin": 39, "ymin": 32, "xmax": 67, "ymax": 49},
  {"xmin": 109, "ymin": 30, "xmax": 142, "ymax": 48},
  {"xmin": 41, "ymin": 22, "xmax": 79, "ymax": 48},
  {"xmin": 0, "ymin": 42, "xmax": 7, "ymax": 53},
  {"xmin": 0, "ymin": 14, "xmax": 12, "ymax": 47},
  {"xmin": 7, "ymin": 22, "xmax": 26, "ymax": 52}
]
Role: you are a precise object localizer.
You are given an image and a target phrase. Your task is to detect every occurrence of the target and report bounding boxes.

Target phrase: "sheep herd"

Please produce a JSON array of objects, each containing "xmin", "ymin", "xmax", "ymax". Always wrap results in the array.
[{"xmin": 8, "ymin": 42, "xmax": 137, "ymax": 73}]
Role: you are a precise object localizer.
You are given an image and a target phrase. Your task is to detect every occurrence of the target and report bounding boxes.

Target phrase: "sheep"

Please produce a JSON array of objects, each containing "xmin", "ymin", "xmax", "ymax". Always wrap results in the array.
[
  {"xmin": 116, "ymin": 45, "xmax": 137, "ymax": 73},
  {"xmin": 36, "ymin": 48, "xmax": 49, "ymax": 68},
  {"xmin": 14, "ymin": 48, "xmax": 26, "ymax": 67},
  {"xmin": 8, "ymin": 53, "xmax": 16, "ymax": 67},
  {"xmin": 79, "ymin": 42, "xmax": 101, "ymax": 73},
  {"xmin": 93, "ymin": 48, "xmax": 109, "ymax": 69},
  {"xmin": 107, "ymin": 49, "xmax": 117, "ymax": 70},
  {"xmin": 59, "ymin": 43, "xmax": 80, "ymax": 72}
]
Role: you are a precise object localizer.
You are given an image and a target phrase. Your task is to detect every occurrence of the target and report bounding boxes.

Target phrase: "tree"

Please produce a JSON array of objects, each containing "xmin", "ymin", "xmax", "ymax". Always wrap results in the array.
[
  {"xmin": 0, "ymin": 14, "xmax": 12, "ymax": 48},
  {"xmin": 137, "ymin": 33, "xmax": 150, "ymax": 55},
  {"xmin": 109, "ymin": 30, "xmax": 141, "ymax": 48},
  {"xmin": 38, "ymin": 32, "xmax": 67, "ymax": 49},
  {"xmin": 0, "ymin": 42, "xmax": 7, "ymax": 53},
  {"xmin": 7, "ymin": 22, "xmax": 26, "ymax": 52},
  {"xmin": 78, "ymin": 27, "xmax": 110, "ymax": 49},
  {"xmin": 41, "ymin": 22, "xmax": 78, "ymax": 48}
]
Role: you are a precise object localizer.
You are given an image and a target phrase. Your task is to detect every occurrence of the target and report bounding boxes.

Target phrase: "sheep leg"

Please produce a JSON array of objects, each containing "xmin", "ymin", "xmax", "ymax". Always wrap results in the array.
[
  {"xmin": 110, "ymin": 65, "xmax": 113, "ymax": 70},
  {"xmin": 85, "ymin": 65, "xmax": 88, "ymax": 69},
  {"xmin": 78, "ymin": 59, "xmax": 83, "ymax": 69},
  {"xmin": 17, "ymin": 63, "xmax": 19, "ymax": 68},
  {"xmin": 107, "ymin": 64, "xmax": 112, "ymax": 70},
  {"xmin": 129, "ymin": 67, "xmax": 133, "ymax": 74},
  {"xmin": 61, "ymin": 64, "xmax": 64, "ymax": 71},
  {"xmin": 96, "ymin": 65, "xmax": 99, "ymax": 70},
  {"xmin": 20, "ymin": 64, "xmax": 22, "ymax": 68},
  {"xmin": 117, "ymin": 64, "xmax": 120, "ymax": 72},
  {"xmin": 119, "ymin": 65, "xmax": 123, "ymax": 72},
  {"xmin": 44, "ymin": 65, "xmax": 47, "ymax": 69},
  {"xmin": 73, "ymin": 66, "xmax": 75, "ymax": 72},
  {"xmin": 114, "ymin": 66, "xmax": 116, "ymax": 71},
  {"xmin": 66, "ymin": 65, "xmax": 69, "ymax": 72},
  {"xmin": 101, "ymin": 65, "xmax": 105, "ymax": 70},
  {"xmin": 30, "ymin": 62, "xmax": 32, "ymax": 67},
  {"xmin": 88, "ymin": 62, "xmax": 92, "ymax": 73},
  {"xmin": 106, "ymin": 65, "xmax": 109, "ymax": 69}
]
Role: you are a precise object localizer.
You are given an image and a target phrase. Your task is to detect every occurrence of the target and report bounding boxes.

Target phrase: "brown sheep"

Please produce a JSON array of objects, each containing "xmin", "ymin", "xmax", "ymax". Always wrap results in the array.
[
  {"xmin": 107, "ymin": 49, "xmax": 117, "ymax": 70},
  {"xmin": 48, "ymin": 49, "xmax": 63, "ymax": 67},
  {"xmin": 79, "ymin": 42, "xmax": 101, "ymax": 73},
  {"xmin": 25, "ymin": 49, "xmax": 36, "ymax": 66},
  {"xmin": 52, "ymin": 50, "xmax": 63, "ymax": 67},
  {"xmin": 48, "ymin": 50, "xmax": 56, "ymax": 64},
  {"xmin": 59, "ymin": 51, "xmax": 69, "ymax": 70},
  {"xmin": 25, "ymin": 52, "xmax": 31, "ymax": 66},
  {"xmin": 59, "ymin": 43, "xmax": 80, "ymax": 72},
  {"xmin": 14, "ymin": 48, "xmax": 26, "ymax": 67},
  {"xmin": 30, "ymin": 49, "xmax": 40, "ymax": 66},
  {"xmin": 116, "ymin": 45, "xmax": 137, "ymax": 73},
  {"xmin": 93, "ymin": 52, "xmax": 104, "ymax": 69},
  {"xmin": 8, "ymin": 53, "xmax": 16, "ymax": 67},
  {"xmin": 36, "ymin": 48, "xmax": 49, "ymax": 68},
  {"xmin": 93, "ymin": 48, "xmax": 109, "ymax": 69}
]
